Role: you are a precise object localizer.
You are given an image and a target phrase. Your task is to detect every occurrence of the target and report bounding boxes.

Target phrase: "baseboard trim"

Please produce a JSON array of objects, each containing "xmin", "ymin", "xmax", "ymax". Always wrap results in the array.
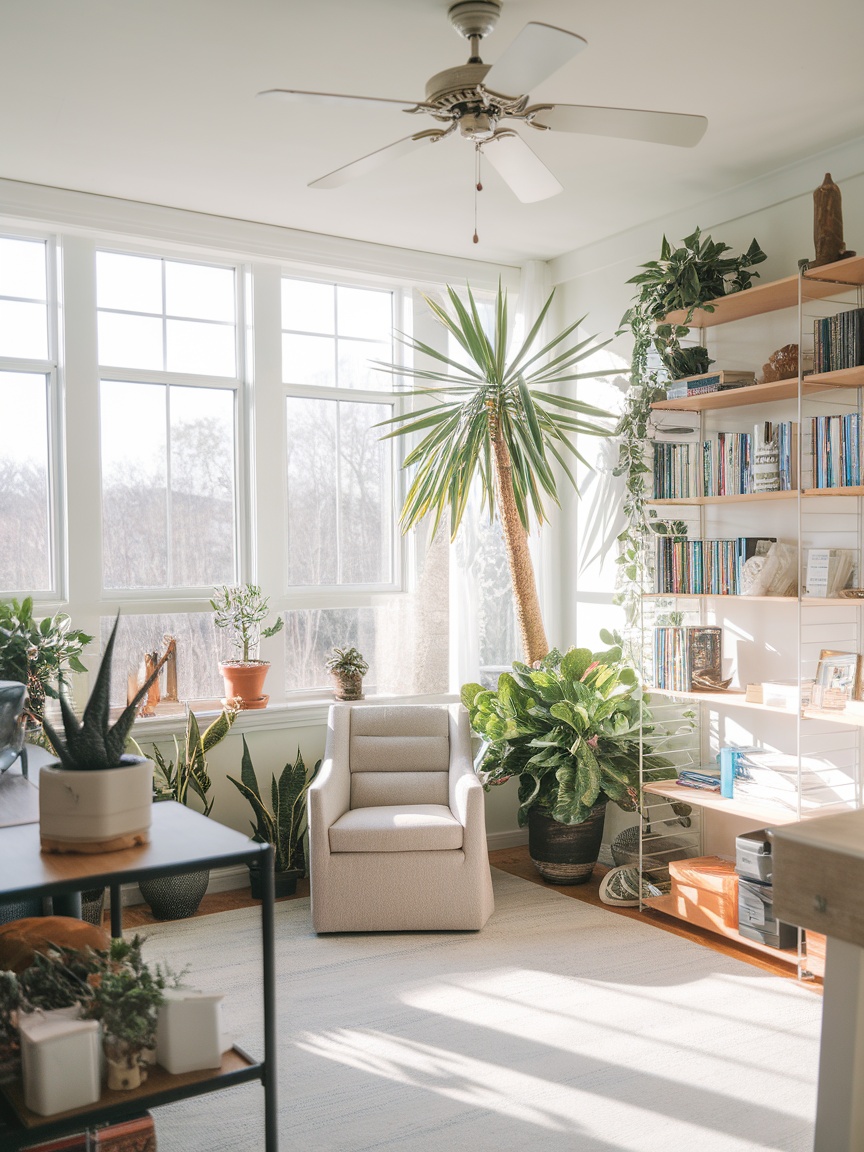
[
  {"xmin": 487, "ymin": 829, "xmax": 529, "ymax": 850},
  {"xmin": 114, "ymin": 864, "xmax": 251, "ymax": 907}
]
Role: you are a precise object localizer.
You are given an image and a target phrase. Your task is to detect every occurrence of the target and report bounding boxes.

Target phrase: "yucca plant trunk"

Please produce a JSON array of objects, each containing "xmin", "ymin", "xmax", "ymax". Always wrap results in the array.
[{"xmin": 491, "ymin": 428, "xmax": 550, "ymax": 665}]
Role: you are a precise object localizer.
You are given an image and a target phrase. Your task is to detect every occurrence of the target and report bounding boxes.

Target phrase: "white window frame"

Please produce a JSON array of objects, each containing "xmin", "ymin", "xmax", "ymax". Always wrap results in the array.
[
  {"xmin": 0, "ymin": 229, "xmax": 63, "ymax": 600},
  {"xmin": 95, "ymin": 247, "xmax": 247, "ymax": 603}
]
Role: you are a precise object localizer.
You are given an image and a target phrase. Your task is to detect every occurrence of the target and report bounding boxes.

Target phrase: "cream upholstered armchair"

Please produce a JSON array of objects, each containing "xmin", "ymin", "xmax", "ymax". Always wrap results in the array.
[{"xmin": 308, "ymin": 703, "xmax": 494, "ymax": 933}]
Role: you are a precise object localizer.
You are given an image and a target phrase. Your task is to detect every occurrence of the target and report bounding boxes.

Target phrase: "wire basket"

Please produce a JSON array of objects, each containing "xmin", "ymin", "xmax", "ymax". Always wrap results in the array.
[{"xmin": 611, "ymin": 825, "xmax": 693, "ymax": 877}]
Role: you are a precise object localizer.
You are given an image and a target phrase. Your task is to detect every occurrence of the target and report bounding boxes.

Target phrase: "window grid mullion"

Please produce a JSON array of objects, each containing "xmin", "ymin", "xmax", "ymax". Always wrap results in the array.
[{"xmin": 165, "ymin": 384, "xmax": 173, "ymax": 588}]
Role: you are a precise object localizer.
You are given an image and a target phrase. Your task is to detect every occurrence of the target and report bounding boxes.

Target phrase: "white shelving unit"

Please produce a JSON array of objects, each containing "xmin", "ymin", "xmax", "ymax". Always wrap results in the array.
[{"xmin": 637, "ymin": 254, "xmax": 864, "ymax": 978}]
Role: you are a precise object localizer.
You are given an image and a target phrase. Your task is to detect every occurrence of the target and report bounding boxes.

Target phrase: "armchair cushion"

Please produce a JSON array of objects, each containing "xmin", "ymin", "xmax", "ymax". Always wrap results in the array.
[{"xmin": 329, "ymin": 804, "xmax": 463, "ymax": 853}]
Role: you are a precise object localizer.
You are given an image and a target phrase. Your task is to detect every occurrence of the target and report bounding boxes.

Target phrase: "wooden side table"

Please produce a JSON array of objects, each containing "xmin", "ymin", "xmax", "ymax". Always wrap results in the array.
[
  {"xmin": 0, "ymin": 802, "xmax": 278, "ymax": 1152},
  {"xmin": 772, "ymin": 809, "xmax": 864, "ymax": 1152}
]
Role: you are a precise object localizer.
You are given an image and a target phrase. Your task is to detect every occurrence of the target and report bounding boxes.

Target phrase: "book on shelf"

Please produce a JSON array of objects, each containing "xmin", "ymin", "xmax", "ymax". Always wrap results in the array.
[
  {"xmin": 653, "ymin": 423, "xmax": 797, "ymax": 499},
  {"xmin": 803, "ymin": 548, "xmax": 854, "ymax": 597},
  {"xmin": 813, "ymin": 306, "xmax": 864, "ymax": 373},
  {"xmin": 663, "ymin": 370, "xmax": 756, "ymax": 400},
  {"xmin": 676, "ymin": 769, "xmax": 721, "ymax": 792},
  {"xmin": 655, "ymin": 535, "xmax": 775, "ymax": 595},
  {"xmin": 653, "ymin": 625, "xmax": 723, "ymax": 692},
  {"xmin": 761, "ymin": 679, "xmax": 814, "ymax": 710},
  {"xmin": 805, "ymin": 413, "xmax": 862, "ymax": 489}
]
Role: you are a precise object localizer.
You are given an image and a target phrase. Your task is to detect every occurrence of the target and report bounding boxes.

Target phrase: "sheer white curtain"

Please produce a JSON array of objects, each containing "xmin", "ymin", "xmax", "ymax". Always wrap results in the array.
[{"xmin": 449, "ymin": 261, "xmax": 553, "ymax": 690}]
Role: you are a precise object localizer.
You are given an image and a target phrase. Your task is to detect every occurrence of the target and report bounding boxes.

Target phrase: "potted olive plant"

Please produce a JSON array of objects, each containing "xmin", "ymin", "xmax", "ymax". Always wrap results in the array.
[
  {"xmin": 135, "ymin": 706, "xmax": 237, "ymax": 920},
  {"xmin": 228, "ymin": 737, "xmax": 320, "ymax": 898},
  {"xmin": 39, "ymin": 614, "xmax": 166, "ymax": 854},
  {"xmin": 325, "ymin": 646, "xmax": 369, "ymax": 701},
  {"xmin": 462, "ymin": 637, "xmax": 677, "ymax": 884},
  {"xmin": 210, "ymin": 584, "xmax": 284, "ymax": 709}
]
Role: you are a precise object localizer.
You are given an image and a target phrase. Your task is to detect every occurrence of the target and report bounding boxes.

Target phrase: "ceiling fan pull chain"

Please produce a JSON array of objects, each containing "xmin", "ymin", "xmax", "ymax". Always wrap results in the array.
[{"xmin": 473, "ymin": 144, "xmax": 483, "ymax": 244}]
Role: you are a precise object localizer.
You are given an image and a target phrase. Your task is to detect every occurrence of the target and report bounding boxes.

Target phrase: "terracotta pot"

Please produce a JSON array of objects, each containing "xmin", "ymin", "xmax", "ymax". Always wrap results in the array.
[
  {"xmin": 528, "ymin": 801, "xmax": 608, "ymax": 886},
  {"xmin": 331, "ymin": 671, "xmax": 364, "ymax": 701},
  {"xmin": 39, "ymin": 756, "xmax": 153, "ymax": 854},
  {"xmin": 218, "ymin": 661, "xmax": 270, "ymax": 709}
]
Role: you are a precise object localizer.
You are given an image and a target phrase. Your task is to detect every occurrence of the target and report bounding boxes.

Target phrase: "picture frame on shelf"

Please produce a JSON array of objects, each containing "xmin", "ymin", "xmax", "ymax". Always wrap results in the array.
[{"xmin": 812, "ymin": 650, "xmax": 860, "ymax": 711}]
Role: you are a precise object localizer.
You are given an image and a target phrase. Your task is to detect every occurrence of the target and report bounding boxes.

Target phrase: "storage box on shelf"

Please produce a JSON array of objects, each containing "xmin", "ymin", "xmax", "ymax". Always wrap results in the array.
[{"xmin": 638, "ymin": 255, "xmax": 864, "ymax": 978}]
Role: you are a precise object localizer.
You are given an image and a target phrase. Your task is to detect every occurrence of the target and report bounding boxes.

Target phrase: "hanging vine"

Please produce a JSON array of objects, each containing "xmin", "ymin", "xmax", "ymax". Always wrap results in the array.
[{"xmin": 613, "ymin": 228, "xmax": 768, "ymax": 655}]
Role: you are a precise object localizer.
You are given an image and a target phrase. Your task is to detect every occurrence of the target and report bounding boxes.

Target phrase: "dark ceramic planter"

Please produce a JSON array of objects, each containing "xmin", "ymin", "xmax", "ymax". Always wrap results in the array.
[
  {"xmin": 528, "ymin": 802, "xmax": 608, "ymax": 886},
  {"xmin": 249, "ymin": 863, "xmax": 299, "ymax": 900},
  {"xmin": 138, "ymin": 869, "xmax": 210, "ymax": 920}
]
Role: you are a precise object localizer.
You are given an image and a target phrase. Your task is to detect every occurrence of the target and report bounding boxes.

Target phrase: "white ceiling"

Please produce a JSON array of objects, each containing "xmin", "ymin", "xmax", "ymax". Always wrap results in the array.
[{"xmin": 3, "ymin": 0, "xmax": 864, "ymax": 266}]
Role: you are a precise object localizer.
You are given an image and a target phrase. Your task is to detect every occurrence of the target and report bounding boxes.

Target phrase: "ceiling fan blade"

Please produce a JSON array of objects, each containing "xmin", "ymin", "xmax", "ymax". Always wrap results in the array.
[
  {"xmin": 483, "ymin": 134, "xmax": 563, "ymax": 203},
  {"xmin": 258, "ymin": 88, "xmax": 419, "ymax": 113},
  {"xmin": 484, "ymin": 23, "xmax": 587, "ymax": 97},
  {"xmin": 309, "ymin": 133, "xmax": 445, "ymax": 190},
  {"xmin": 535, "ymin": 103, "xmax": 708, "ymax": 147}
]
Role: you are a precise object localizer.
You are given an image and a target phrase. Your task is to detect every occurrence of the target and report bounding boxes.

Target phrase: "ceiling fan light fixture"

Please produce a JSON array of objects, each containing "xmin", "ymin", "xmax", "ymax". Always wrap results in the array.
[{"xmin": 460, "ymin": 111, "xmax": 497, "ymax": 141}]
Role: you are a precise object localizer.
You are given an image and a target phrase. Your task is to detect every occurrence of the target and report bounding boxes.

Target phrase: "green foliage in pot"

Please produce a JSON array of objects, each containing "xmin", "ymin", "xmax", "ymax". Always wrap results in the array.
[
  {"xmin": 18, "ymin": 943, "xmax": 100, "ymax": 1012},
  {"xmin": 228, "ymin": 737, "xmax": 320, "ymax": 874},
  {"xmin": 461, "ymin": 635, "xmax": 676, "ymax": 827},
  {"xmin": 614, "ymin": 228, "xmax": 767, "ymax": 650},
  {"xmin": 324, "ymin": 647, "xmax": 369, "ymax": 678},
  {"xmin": 87, "ymin": 936, "xmax": 166, "ymax": 1064},
  {"xmin": 211, "ymin": 584, "xmax": 284, "ymax": 663},
  {"xmin": 0, "ymin": 597, "xmax": 92, "ymax": 728},
  {"xmin": 41, "ymin": 613, "xmax": 166, "ymax": 771},
  {"xmin": 144, "ymin": 706, "xmax": 237, "ymax": 816}
]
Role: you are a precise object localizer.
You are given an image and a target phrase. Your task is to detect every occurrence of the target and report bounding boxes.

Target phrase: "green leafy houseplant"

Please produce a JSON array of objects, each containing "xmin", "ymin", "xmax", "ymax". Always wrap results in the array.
[
  {"xmin": 376, "ymin": 282, "xmax": 613, "ymax": 664},
  {"xmin": 325, "ymin": 646, "xmax": 369, "ymax": 701},
  {"xmin": 228, "ymin": 737, "xmax": 320, "ymax": 894},
  {"xmin": 0, "ymin": 597, "xmax": 92, "ymax": 729},
  {"xmin": 614, "ymin": 229, "xmax": 767, "ymax": 654},
  {"xmin": 88, "ymin": 936, "xmax": 166, "ymax": 1089},
  {"xmin": 461, "ymin": 638, "xmax": 677, "ymax": 828}
]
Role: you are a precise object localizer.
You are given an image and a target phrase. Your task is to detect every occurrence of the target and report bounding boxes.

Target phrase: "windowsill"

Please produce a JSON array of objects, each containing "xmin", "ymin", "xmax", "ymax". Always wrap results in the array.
[{"xmin": 125, "ymin": 691, "xmax": 459, "ymax": 740}]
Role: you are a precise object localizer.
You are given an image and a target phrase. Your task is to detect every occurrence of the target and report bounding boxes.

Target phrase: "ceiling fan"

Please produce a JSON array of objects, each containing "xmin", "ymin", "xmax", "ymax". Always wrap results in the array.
[{"xmin": 259, "ymin": 0, "xmax": 707, "ymax": 205}]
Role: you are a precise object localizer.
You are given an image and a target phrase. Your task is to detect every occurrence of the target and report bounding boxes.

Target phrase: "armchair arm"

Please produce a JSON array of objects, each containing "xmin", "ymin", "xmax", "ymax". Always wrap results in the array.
[
  {"xmin": 308, "ymin": 705, "xmax": 352, "ymax": 858},
  {"xmin": 448, "ymin": 705, "xmax": 486, "ymax": 845}
]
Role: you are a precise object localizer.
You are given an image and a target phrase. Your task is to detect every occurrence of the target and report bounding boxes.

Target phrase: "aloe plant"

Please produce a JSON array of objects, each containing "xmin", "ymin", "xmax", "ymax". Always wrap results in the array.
[
  {"xmin": 41, "ymin": 614, "xmax": 165, "ymax": 771},
  {"xmin": 461, "ymin": 635, "xmax": 677, "ymax": 826},
  {"xmin": 228, "ymin": 737, "xmax": 320, "ymax": 873}
]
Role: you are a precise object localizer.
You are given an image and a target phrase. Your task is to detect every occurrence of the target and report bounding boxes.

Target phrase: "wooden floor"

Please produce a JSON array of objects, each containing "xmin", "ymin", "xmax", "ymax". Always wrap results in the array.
[{"xmin": 122, "ymin": 846, "xmax": 819, "ymax": 988}]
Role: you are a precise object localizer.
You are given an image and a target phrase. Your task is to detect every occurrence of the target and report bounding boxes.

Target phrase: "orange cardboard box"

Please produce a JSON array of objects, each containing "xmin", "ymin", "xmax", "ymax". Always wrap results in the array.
[{"xmin": 669, "ymin": 856, "xmax": 739, "ymax": 929}]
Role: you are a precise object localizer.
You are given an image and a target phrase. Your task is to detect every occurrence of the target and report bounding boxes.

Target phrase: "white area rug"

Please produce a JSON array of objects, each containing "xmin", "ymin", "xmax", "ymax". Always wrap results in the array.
[{"xmin": 141, "ymin": 869, "xmax": 821, "ymax": 1152}]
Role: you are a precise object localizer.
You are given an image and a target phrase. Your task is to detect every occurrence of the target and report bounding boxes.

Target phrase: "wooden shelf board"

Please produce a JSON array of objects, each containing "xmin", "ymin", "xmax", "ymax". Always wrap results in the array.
[
  {"xmin": 662, "ymin": 255, "xmax": 864, "ymax": 328},
  {"xmin": 643, "ymin": 593, "xmax": 857, "ymax": 606},
  {"xmin": 803, "ymin": 486, "xmax": 864, "ymax": 498},
  {"xmin": 644, "ymin": 892, "xmax": 800, "ymax": 965},
  {"xmin": 643, "ymin": 781, "xmax": 812, "ymax": 825},
  {"xmin": 649, "ymin": 491, "xmax": 796, "ymax": 505},
  {"xmin": 2, "ymin": 1048, "xmax": 257, "ymax": 1131},
  {"xmin": 647, "ymin": 686, "xmax": 864, "ymax": 727},
  {"xmin": 653, "ymin": 366, "xmax": 864, "ymax": 412}
]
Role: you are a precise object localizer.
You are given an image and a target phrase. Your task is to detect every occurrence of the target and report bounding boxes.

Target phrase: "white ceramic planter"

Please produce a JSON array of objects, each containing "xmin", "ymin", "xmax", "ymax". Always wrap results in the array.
[
  {"xmin": 39, "ymin": 755, "xmax": 154, "ymax": 854},
  {"xmin": 19, "ymin": 1012, "xmax": 101, "ymax": 1115},
  {"xmin": 156, "ymin": 986, "xmax": 224, "ymax": 1074}
]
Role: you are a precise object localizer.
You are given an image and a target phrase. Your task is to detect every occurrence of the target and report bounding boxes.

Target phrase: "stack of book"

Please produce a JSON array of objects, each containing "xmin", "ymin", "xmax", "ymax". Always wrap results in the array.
[
  {"xmin": 808, "ymin": 413, "xmax": 862, "ymax": 488},
  {"xmin": 813, "ymin": 307, "xmax": 864, "ymax": 373},
  {"xmin": 653, "ymin": 625, "xmax": 722, "ymax": 692},
  {"xmin": 664, "ymin": 370, "xmax": 756, "ymax": 400},
  {"xmin": 652, "ymin": 441, "xmax": 700, "ymax": 499},
  {"xmin": 733, "ymin": 750, "xmax": 856, "ymax": 813},
  {"xmin": 655, "ymin": 535, "xmax": 776, "ymax": 595},
  {"xmin": 654, "ymin": 423, "xmax": 797, "ymax": 499}
]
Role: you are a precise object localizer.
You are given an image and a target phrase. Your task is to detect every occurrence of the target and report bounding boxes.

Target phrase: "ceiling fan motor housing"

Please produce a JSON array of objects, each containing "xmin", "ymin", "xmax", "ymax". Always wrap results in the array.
[{"xmin": 448, "ymin": 0, "xmax": 502, "ymax": 41}]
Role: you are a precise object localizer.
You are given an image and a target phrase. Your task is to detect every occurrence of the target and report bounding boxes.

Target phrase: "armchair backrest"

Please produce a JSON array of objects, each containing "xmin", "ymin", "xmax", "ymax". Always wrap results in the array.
[{"xmin": 349, "ymin": 705, "xmax": 450, "ymax": 808}]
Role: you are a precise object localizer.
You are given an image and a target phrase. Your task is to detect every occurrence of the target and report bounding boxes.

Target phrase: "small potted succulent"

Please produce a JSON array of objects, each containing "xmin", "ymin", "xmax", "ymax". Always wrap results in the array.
[
  {"xmin": 88, "ymin": 937, "xmax": 166, "ymax": 1091},
  {"xmin": 325, "ymin": 646, "xmax": 369, "ymax": 701},
  {"xmin": 39, "ymin": 614, "xmax": 166, "ymax": 854},
  {"xmin": 136, "ymin": 706, "xmax": 237, "ymax": 920},
  {"xmin": 210, "ymin": 584, "xmax": 284, "ymax": 709},
  {"xmin": 228, "ymin": 736, "xmax": 320, "ymax": 898}
]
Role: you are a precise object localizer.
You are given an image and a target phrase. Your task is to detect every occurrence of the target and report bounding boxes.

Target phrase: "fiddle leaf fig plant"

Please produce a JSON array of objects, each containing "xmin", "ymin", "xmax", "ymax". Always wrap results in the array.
[{"xmin": 461, "ymin": 636, "xmax": 676, "ymax": 827}]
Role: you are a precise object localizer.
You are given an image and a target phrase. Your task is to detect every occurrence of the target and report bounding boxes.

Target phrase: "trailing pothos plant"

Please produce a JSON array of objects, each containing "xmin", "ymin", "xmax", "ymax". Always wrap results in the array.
[
  {"xmin": 613, "ymin": 228, "xmax": 767, "ymax": 653},
  {"xmin": 461, "ymin": 636, "xmax": 677, "ymax": 827}
]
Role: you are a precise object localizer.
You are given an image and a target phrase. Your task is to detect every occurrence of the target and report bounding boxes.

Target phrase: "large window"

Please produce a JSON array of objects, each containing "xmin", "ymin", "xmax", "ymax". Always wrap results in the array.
[
  {"xmin": 0, "ymin": 236, "xmax": 54, "ymax": 594},
  {"xmin": 97, "ymin": 252, "xmax": 239, "ymax": 592}
]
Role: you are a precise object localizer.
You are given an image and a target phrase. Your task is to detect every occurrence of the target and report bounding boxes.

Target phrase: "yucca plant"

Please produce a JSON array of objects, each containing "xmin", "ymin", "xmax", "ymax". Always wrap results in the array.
[
  {"xmin": 41, "ymin": 614, "xmax": 165, "ymax": 771},
  {"xmin": 375, "ymin": 282, "xmax": 613, "ymax": 664},
  {"xmin": 228, "ymin": 737, "xmax": 320, "ymax": 874}
]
